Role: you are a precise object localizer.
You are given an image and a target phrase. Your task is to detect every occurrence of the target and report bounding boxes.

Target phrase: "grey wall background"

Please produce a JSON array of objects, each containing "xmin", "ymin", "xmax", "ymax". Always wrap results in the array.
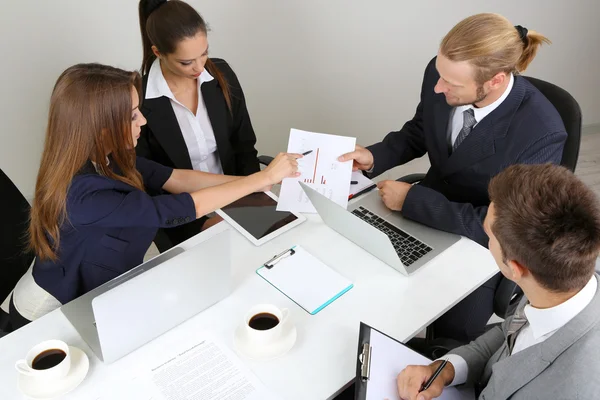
[{"xmin": 1, "ymin": 0, "xmax": 599, "ymax": 199}]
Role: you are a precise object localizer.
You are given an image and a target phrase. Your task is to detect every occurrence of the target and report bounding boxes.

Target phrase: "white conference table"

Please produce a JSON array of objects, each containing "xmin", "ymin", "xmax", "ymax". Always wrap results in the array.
[{"xmin": 0, "ymin": 213, "xmax": 498, "ymax": 400}]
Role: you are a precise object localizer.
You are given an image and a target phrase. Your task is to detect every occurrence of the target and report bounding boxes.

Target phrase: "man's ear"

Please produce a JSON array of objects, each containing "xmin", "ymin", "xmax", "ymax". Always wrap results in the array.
[
  {"xmin": 487, "ymin": 72, "xmax": 507, "ymax": 91},
  {"xmin": 506, "ymin": 259, "xmax": 527, "ymax": 282}
]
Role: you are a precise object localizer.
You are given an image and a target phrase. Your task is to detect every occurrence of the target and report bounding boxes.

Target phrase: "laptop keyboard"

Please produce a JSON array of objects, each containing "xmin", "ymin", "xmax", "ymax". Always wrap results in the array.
[{"xmin": 351, "ymin": 206, "xmax": 433, "ymax": 266}]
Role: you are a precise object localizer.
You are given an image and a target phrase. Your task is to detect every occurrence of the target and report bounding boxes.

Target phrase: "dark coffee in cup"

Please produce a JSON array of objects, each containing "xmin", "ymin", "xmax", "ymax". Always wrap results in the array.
[
  {"xmin": 32, "ymin": 349, "xmax": 67, "ymax": 370},
  {"xmin": 248, "ymin": 312, "xmax": 279, "ymax": 330}
]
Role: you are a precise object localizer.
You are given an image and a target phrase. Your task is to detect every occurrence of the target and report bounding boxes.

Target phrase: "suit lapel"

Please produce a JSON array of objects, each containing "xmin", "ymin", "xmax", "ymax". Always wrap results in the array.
[
  {"xmin": 432, "ymin": 96, "xmax": 452, "ymax": 165},
  {"xmin": 485, "ymin": 275, "xmax": 600, "ymax": 398},
  {"xmin": 442, "ymin": 116, "xmax": 497, "ymax": 177},
  {"xmin": 485, "ymin": 343, "xmax": 549, "ymax": 399},
  {"xmin": 440, "ymin": 76, "xmax": 528, "ymax": 178},
  {"xmin": 201, "ymin": 80, "xmax": 233, "ymax": 174},
  {"xmin": 142, "ymin": 96, "xmax": 193, "ymax": 170}
]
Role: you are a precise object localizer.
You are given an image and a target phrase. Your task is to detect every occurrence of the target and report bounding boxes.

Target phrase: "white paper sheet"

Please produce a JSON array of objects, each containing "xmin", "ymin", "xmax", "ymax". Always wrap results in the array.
[
  {"xmin": 366, "ymin": 329, "xmax": 474, "ymax": 400},
  {"xmin": 349, "ymin": 171, "xmax": 376, "ymax": 198},
  {"xmin": 87, "ymin": 333, "xmax": 279, "ymax": 400},
  {"xmin": 257, "ymin": 245, "xmax": 353, "ymax": 314},
  {"xmin": 277, "ymin": 128, "xmax": 356, "ymax": 213}
]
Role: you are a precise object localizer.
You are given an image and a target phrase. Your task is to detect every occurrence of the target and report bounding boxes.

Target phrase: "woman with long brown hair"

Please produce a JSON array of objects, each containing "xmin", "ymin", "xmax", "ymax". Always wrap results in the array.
[
  {"xmin": 137, "ymin": 0, "xmax": 262, "ymax": 251},
  {"xmin": 0, "ymin": 63, "xmax": 300, "ymax": 330}
]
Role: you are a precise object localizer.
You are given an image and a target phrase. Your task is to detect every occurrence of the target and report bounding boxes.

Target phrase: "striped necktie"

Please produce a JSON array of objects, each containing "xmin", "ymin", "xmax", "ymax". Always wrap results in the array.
[
  {"xmin": 507, "ymin": 301, "xmax": 529, "ymax": 354},
  {"xmin": 452, "ymin": 108, "xmax": 477, "ymax": 152}
]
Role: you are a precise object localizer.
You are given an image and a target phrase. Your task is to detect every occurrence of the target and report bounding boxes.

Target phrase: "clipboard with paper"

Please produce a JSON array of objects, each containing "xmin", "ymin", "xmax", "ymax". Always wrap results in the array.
[
  {"xmin": 256, "ymin": 246, "xmax": 353, "ymax": 315},
  {"xmin": 356, "ymin": 322, "xmax": 475, "ymax": 400}
]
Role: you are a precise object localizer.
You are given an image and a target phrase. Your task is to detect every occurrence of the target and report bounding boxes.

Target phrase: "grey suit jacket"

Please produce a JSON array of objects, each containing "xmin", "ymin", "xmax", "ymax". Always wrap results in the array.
[{"xmin": 450, "ymin": 274, "xmax": 600, "ymax": 399}]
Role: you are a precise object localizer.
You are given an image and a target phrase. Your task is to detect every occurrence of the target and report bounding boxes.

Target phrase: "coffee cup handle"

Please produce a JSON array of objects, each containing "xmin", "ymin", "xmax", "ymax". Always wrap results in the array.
[
  {"xmin": 15, "ymin": 359, "xmax": 35, "ymax": 376},
  {"xmin": 281, "ymin": 308, "xmax": 290, "ymax": 324}
]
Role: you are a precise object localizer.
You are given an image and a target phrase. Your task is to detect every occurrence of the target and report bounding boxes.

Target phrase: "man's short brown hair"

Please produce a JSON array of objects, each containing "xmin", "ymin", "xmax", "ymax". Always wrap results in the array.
[{"xmin": 489, "ymin": 164, "xmax": 600, "ymax": 292}]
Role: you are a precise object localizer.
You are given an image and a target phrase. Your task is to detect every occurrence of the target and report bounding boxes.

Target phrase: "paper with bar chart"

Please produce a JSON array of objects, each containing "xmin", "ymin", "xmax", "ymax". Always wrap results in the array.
[{"xmin": 277, "ymin": 129, "xmax": 356, "ymax": 213}]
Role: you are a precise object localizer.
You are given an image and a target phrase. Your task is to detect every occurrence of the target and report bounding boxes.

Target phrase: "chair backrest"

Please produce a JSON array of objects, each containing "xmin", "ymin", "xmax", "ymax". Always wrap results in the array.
[
  {"xmin": 0, "ymin": 168, "xmax": 34, "ymax": 301},
  {"xmin": 523, "ymin": 76, "xmax": 582, "ymax": 172},
  {"xmin": 493, "ymin": 77, "xmax": 582, "ymax": 319}
]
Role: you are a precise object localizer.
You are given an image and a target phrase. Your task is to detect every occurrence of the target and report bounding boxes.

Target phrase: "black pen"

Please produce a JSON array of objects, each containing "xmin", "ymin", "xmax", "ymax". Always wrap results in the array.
[
  {"xmin": 348, "ymin": 183, "xmax": 376, "ymax": 200},
  {"xmin": 302, "ymin": 150, "xmax": 313, "ymax": 156},
  {"xmin": 420, "ymin": 358, "xmax": 449, "ymax": 392}
]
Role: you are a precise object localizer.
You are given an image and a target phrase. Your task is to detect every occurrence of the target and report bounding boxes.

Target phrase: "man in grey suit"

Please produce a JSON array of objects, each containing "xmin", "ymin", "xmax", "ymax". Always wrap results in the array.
[{"xmin": 397, "ymin": 164, "xmax": 600, "ymax": 400}]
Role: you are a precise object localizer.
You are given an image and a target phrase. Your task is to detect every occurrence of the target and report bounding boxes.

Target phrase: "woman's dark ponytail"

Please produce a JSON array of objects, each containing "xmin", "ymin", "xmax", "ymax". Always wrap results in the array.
[{"xmin": 139, "ymin": 0, "xmax": 167, "ymax": 75}]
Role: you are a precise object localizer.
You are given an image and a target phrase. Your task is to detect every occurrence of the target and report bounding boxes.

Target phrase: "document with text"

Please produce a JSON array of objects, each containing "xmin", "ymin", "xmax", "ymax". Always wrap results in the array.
[
  {"xmin": 87, "ymin": 333, "xmax": 280, "ymax": 400},
  {"xmin": 277, "ymin": 128, "xmax": 356, "ymax": 213}
]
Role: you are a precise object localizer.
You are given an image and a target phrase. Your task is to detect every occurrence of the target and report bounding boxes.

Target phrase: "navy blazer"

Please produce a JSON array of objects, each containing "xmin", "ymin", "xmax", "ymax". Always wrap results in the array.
[
  {"xmin": 32, "ymin": 157, "xmax": 196, "ymax": 305},
  {"xmin": 367, "ymin": 58, "xmax": 567, "ymax": 246}
]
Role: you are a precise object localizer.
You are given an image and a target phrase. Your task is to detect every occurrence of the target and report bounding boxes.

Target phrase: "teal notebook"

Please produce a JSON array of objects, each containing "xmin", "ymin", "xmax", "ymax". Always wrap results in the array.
[{"xmin": 256, "ymin": 246, "xmax": 353, "ymax": 315}]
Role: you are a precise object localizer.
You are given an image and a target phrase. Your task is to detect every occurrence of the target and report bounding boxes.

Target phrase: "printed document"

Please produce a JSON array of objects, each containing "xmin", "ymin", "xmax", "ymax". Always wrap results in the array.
[
  {"xmin": 87, "ymin": 333, "xmax": 279, "ymax": 400},
  {"xmin": 277, "ymin": 128, "xmax": 356, "ymax": 213}
]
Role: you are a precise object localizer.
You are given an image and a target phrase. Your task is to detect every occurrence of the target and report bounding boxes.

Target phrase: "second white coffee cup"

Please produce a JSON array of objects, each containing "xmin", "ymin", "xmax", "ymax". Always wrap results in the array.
[{"xmin": 244, "ymin": 304, "xmax": 290, "ymax": 346}]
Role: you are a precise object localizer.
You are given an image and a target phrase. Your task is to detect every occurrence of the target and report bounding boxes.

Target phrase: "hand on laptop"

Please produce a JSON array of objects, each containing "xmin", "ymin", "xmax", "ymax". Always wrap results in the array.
[
  {"xmin": 377, "ymin": 181, "xmax": 412, "ymax": 211},
  {"xmin": 397, "ymin": 361, "xmax": 455, "ymax": 400},
  {"xmin": 338, "ymin": 145, "xmax": 374, "ymax": 172}
]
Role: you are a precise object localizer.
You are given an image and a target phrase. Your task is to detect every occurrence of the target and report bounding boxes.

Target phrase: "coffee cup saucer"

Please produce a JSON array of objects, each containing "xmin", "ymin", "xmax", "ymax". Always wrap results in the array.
[
  {"xmin": 234, "ymin": 323, "xmax": 297, "ymax": 361},
  {"xmin": 18, "ymin": 346, "xmax": 89, "ymax": 400}
]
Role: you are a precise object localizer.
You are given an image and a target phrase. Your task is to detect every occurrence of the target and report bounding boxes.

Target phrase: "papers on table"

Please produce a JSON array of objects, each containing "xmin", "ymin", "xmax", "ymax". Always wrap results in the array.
[
  {"xmin": 277, "ymin": 129, "xmax": 356, "ymax": 213},
  {"xmin": 349, "ymin": 171, "xmax": 376, "ymax": 199},
  {"xmin": 87, "ymin": 332, "xmax": 280, "ymax": 400},
  {"xmin": 363, "ymin": 328, "xmax": 474, "ymax": 400}
]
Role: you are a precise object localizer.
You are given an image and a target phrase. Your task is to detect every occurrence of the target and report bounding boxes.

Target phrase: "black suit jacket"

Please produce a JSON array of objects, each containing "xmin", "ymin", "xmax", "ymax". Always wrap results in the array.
[
  {"xmin": 367, "ymin": 57, "xmax": 567, "ymax": 246},
  {"xmin": 136, "ymin": 58, "xmax": 260, "ymax": 250}
]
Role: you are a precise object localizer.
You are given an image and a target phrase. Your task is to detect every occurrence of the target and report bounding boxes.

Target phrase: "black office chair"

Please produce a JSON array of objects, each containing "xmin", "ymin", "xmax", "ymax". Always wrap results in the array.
[
  {"xmin": 258, "ymin": 155, "xmax": 275, "ymax": 166},
  {"xmin": 400, "ymin": 76, "xmax": 582, "ymax": 353},
  {"xmin": 0, "ymin": 168, "xmax": 35, "ymax": 335}
]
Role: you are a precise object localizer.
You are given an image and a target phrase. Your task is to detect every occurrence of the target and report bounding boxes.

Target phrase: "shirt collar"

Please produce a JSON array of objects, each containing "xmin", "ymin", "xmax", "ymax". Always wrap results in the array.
[
  {"xmin": 524, "ymin": 275, "xmax": 598, "ymax": 339},
  {"xmin": 145, "ymin": 58, "xmax": 214, "ymax": 101},
  {"xmin": 456, "ymin": 73, "xmax": 514, "ymax": 124}
]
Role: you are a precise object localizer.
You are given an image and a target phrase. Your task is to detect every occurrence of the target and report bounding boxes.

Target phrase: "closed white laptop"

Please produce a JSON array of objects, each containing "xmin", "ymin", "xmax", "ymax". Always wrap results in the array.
[{"xmin": 62, "ymin": 229, "xmax": 231, "ymax": 364}]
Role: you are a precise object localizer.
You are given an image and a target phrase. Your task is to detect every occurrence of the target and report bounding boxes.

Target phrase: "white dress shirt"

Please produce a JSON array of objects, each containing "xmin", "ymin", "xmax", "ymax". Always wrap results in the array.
[
  {"xmin": 145, "ymin": 58, "xmax": 223, "ymax": 174},
  {"xmin": 448, "ymin": 74, "xmax": 514, "ymax": 146},
  {"xmin": 445, "ymin": 275, "xmax": 598, "ymax": 386}
]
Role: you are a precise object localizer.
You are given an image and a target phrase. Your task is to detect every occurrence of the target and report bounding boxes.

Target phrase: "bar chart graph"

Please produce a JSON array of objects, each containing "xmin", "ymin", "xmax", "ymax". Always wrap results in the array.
[{"xmin": 302, "ymin": 148, "xmax": 327, "ymax": 185}]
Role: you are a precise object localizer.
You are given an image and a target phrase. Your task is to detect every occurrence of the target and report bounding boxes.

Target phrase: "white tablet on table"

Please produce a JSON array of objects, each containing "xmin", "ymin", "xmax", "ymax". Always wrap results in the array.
[{"xmin": 216, "ymin": 191, "xmax": 306, "ymax": 246}]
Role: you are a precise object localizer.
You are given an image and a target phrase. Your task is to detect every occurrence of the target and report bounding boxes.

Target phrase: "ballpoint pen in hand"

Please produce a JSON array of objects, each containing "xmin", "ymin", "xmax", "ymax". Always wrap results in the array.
[{"xmin": 420, "ymin": 358, "xmax": 449, "ymax": 392}]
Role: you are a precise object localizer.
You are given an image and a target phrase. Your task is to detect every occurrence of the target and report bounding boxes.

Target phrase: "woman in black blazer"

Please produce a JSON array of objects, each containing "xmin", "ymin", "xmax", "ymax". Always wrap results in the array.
[{"xmin": 137, "ymin": 0, "xmax": 261, "ymax": 251}]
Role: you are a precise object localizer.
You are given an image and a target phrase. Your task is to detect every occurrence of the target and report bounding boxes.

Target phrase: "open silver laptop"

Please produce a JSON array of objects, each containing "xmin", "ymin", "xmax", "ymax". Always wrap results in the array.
[
  {"xmin": 300, "ymin": 183, "xmax": 460, "ymax": 275},
  {"xmin": 61, "ymin": 229, "xmax": 231, "ymax": 363}
]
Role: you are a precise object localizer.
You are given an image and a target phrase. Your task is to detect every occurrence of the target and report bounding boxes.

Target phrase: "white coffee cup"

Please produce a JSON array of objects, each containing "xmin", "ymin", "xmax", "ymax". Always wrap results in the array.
[
  {"xmin": 15, "ymin": 340, "xmax": 71, "ymax": 381},
  {"xmin": 244, "ymin": 304, "xmax": 291, "ymax": 346}
]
